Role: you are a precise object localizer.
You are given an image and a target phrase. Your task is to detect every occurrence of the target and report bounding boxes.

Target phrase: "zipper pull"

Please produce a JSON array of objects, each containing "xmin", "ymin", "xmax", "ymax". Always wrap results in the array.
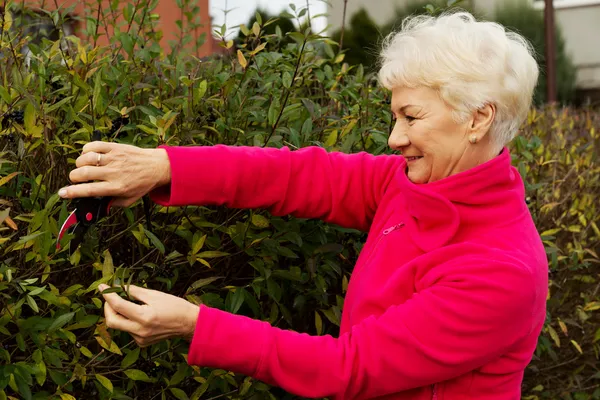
[{"xmin": 383, "ymin": 223, "xmax": 404, "ymax": 235}]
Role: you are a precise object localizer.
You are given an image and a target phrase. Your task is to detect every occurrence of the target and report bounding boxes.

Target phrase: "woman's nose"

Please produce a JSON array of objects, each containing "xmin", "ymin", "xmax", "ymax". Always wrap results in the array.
[{"xmin": 388, "ymin": 125, "xmax": 410, "ymax": 150}]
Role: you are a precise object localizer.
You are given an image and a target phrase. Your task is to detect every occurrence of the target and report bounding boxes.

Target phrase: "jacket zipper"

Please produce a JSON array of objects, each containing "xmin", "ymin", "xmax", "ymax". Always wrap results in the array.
[
  {"xmin": 351, "ymin": 222, "xmax": 405, "ymax": 280},
  {"xmin": 383, "ymin": 223, "xmax": 404, "ymax": 235}
]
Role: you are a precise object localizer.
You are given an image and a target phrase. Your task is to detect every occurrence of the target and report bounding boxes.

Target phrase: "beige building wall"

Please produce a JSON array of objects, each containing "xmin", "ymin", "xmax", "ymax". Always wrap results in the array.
[{"xmin": 326, "ymin": 0, "xmax": 600, "ymax": 92}]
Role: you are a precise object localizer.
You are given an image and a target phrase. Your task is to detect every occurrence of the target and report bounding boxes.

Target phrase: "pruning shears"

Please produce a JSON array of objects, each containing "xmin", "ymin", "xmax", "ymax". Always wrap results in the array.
[{"xmin": 57, "ymin": 196, "xmax": 114, "ymax": 254}]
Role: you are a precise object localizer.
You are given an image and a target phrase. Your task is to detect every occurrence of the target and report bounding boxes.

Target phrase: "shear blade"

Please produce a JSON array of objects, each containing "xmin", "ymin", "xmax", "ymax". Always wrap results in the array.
[{"xmin": 56, "ymin": 210, "xmax": 78, "ymax": 249}]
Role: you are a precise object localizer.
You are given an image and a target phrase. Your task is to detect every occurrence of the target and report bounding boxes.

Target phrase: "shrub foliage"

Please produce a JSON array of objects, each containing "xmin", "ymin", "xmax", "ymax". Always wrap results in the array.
[{"xmin": 0, "ymin": 1, "xmax": 598, "ymax": 400}]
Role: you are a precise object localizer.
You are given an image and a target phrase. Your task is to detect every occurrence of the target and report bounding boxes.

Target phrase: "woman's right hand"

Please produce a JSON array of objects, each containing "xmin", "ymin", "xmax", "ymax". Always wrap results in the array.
[{"xmin": 58, "ymin": 141, "xmax": 171, "ymax": 207}]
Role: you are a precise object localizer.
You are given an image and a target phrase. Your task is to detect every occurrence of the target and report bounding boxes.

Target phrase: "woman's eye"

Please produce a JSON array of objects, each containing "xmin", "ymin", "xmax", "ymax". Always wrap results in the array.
[{"xmin": 405, "ymin": 115, "xmax": 416, "ymax": 123}]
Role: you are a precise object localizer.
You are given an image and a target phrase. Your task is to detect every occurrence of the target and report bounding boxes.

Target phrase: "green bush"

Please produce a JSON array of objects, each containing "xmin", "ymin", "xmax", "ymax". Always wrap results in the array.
[{"xmin": 0, "ymin": 2, "xmax": 598, "ymax": 400}]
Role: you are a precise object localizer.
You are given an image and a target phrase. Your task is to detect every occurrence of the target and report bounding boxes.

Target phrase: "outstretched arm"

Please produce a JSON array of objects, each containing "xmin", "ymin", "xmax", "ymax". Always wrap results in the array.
[
  {"xmin": 149, "ymin": 145, "xmax": 402, "ymax": 232},
  {"xmin": 186, "ymin": 257, "xmax": 538, "ymax": 399}
]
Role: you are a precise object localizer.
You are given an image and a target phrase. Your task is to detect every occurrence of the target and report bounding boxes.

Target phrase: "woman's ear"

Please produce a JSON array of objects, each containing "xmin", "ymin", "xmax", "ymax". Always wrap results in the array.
[{"xmin": 470, "ymin": 103, "xmax": 496, "ymax": 139}]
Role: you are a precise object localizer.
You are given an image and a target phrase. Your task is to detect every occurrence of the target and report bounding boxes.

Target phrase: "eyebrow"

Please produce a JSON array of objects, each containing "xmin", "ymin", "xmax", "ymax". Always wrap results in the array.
[{"xmin": 391, "ymin": 104, "xmax": 419, "ymax": 116}]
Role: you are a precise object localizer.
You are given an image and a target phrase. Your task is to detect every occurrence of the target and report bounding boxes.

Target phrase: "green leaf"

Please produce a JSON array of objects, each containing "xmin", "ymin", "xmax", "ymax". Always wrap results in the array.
[
  {"xmin": 190, "ymin": 276, "xmax": 223, "ymax": 290},
  {"xmin": 168, "ymin": 363, "xmax": 188, "ymax": 387},
  {"xmin": 26, "ymin": 295, "xmax": 39, "ymax": 313},
  {"xmin": 121, "ymin": 347, "xmax": 140, "ymax": 369},
  {"xmin": 93, "ymin": 72, "xmax": 103, "ymax": 114},
  {"xmin": 191, "ymin": 234, "xmax": 207, "ymax": 255},
  {"xmin": 0, "ymin": 86, "xmax": 11, "ymax": 104},
  {"xmin": 14, "ymin": 373, "xmax": 32, "ymax": 400},
  {"xmin": 102, "ymin": 250, "xmax": 114, "ymax": 279},
  {"xmin": 230, "ymin": 288, "xmax": 245, "ymax": 314},
  {"xmin": 95, "ymin": 374, "xmax": 113, "ymax": 393},
  {"xmin": 145, "ymin": 229, "xmax": 165, "ymax": 254},
  {"xmin": 65, "ymin": 315, "xmax": 99, "ymax": 330},
  {"xmin": 45, "ymin": 95, "xmax": 74, "ymax": 113},
  {"xmin": 196, "ymin": 251, "xmax": 229, "ymax": 258},
  {"xmin": 24, "ymin": 102, "xmax": 35, "ymax": 132},
  {"xmin": 324, "ymin": 130, "xmax": 338, "ymax": 147},
  {"xmin": 170, "ymin": 388, "xmax": 189, "ymax": 400},
  {"xmin": 251, "ymin": 214, "xmax": 270, "ymax": 228},
  {"xmin": 287, "ymin": 31, "xmax": 305, "ymax": 44},
  {"xmin": 124, "ymin": 369, "xmax": 152, "ymax": 382},
  {"xmin": 80, "ymin": 346, "xmax": 93, "ymax": 358},
  {"xmin": 34, "ymin": 361, "xmax": 46, "ymax": 386},
  {"xmin": 282, "ymin": 72, "xmax": 292, "ymax": 89},
  {"xmin": 195, "ymin": 80, "xmax": 207, "ymax": 103},
  {"xmin": 268, "ymin": 98, "xmax": 279, "ymax": 127},
  {"xmin": 121, "ymin": 32, "xmax": 134, "ymax": 55},
  {"xmin": 48, "ymin": 312, "xmax": 75, "ymax": 332},
  {"xmin": 315, "ymin": 311, "xmax": 323, "ymax": 335},
  {"xmin": 28, "ymin": 286, "xmax": 46, "ymax": 296}
]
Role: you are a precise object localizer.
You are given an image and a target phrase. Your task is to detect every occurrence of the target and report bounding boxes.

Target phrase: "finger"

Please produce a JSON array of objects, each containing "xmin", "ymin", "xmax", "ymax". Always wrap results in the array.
[
  {"xmin": 122, "ymin": 284, "xmax": 155, "ymax": 304},
  {"xmin": 131, "ymin": 334, "xmax": 153, "ymax": 348},
  {"xmin": 104, "ymin": 302, "xmax": 141, "ymax": 333},
  {"xmin": 76, "ymin": 151, "xmax": 110, "ymax": 168},
  {"xmin": 82, "ymin": 141, "xmax": 119, "ymax": 154},
  {"xmin": 132, "ymin": 332, "xmax": 171, "ymax": 348},
  {"xmin": 69, "ymin": 165, "xmax": 112, "ymax": 184},
  {"xmin": 58, "ymin": 180, "xmax": 116, "ymax": 199},
  {"xmin": 99, "ymin": 285, "xmax": 144, "ymax": 320}
]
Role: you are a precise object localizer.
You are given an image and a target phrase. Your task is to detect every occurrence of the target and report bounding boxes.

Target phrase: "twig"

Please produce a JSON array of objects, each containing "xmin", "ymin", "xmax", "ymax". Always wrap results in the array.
[
  {"xmin": 339, "ymin": 0, "xmax": 348, "ymax": 50},
  {"xmin": 538, "ymin": 355, "xmax": 581, "ymax": 372},
  {"xmin": 262, "ymin": 36, "xmax": 308, "ymax": 147},
  {"xmin": 206, "ymin": 389, "xmax": 240, "ymax": 400},
  {"xmin": 93, "ymin": 0, "xmax": 102, "ymax": 48}
]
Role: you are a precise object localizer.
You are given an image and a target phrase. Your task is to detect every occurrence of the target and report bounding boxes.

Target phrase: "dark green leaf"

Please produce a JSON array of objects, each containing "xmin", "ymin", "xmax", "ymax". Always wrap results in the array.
[
  {"xmin": 48, "ymin": 312, "xmax": 75, "ymax": 332},
  {"xmin": 121, "ymin": 347, "xmax": 140, "ymax": 369},
  {"xmin": 124, "ymin": 369, "xmax": 153, "ymax": 382},
  {"xmin": 145, "ymin": 229, "xmax": 165, "ymax": 254},
  {"xmin": 170, "ymin": 388, "xmax": 189, "ymax": 400},
  {"xmin": 26, "ymin": 295, "xmax": 39, "ymax": 313}
]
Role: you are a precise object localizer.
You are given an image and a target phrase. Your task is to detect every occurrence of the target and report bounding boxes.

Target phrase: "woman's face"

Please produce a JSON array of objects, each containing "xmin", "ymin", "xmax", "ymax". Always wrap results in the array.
[{"xmin": 388, "ymin": 86, "xmax": 496, "ymax": 184}]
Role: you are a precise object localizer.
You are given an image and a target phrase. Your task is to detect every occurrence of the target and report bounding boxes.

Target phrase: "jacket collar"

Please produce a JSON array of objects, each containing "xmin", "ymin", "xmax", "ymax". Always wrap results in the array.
[{"xmin": 396, "ymin": 147, "xmax": 527, "ymax": 252}]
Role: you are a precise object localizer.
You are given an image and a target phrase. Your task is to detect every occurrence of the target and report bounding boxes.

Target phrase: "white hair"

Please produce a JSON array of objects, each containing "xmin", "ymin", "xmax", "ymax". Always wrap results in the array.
[{"xmin": 378, "ymin": 10, "xmax": 539, "ymax": 151}]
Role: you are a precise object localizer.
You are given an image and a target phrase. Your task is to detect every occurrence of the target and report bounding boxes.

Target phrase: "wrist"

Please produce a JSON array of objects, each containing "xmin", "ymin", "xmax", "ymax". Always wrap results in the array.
[
  {"xmin": 183, "ymin": 303, "xmax": 200, "ymax": 341},
  {"xmin": 153, "ymin": 148, "xmax": 172, "ymax": 188}
]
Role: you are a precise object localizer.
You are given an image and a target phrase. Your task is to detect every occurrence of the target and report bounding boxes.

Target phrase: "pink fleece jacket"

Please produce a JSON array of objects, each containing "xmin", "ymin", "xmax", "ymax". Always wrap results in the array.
[{"xmin": 149, "ymin": 145, "xmax": 549, "ymax": 400}]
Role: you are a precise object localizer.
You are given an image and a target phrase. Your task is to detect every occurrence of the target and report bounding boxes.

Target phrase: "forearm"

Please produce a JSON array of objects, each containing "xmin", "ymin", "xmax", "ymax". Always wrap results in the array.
[
  {"xmin": 186, "ymin": 260, "xmax": 534, "ymax": 399},
  {"xmin": 149, "ymin": 145, "xmax": 401, "ymax": 231}
]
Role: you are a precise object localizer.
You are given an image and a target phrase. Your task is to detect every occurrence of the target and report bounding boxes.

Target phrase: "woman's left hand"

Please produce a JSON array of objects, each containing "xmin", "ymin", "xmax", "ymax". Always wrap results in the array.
[{"xmin": 98, "ymin": 284, "xmax": 200, "ymax": 347}]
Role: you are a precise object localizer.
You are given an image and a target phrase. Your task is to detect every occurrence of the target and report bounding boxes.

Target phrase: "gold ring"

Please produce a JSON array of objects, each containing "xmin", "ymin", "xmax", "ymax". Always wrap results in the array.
[{"xmin": 96, "ymin": 153, "xmax": 102, "ymax": 167}]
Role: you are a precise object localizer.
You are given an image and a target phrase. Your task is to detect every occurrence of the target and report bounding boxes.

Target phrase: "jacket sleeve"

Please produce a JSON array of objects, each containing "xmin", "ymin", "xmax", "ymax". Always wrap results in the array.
[
  {"xmin": 185, "ymin": 257, "xmax": 537, "ymax": 399},
  {"xmin": 149, "ymin": 145, "xmax": 401, "ymax": 232}
]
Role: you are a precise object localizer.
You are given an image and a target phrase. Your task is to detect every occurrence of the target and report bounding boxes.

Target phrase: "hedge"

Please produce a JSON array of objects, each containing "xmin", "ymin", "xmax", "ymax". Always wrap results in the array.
[{"xmin": 0, "ymin": 2, "xmax": 598, "ymax": 400}]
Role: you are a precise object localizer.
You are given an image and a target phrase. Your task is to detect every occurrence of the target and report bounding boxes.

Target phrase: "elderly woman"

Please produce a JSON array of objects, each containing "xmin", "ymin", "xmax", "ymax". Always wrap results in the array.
[{"xmin": 58, "ymin": 11, "xmax": 548, "ymax": 400}]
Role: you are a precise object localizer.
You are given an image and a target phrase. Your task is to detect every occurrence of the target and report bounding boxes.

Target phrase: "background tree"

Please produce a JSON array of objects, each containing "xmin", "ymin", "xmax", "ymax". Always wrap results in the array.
[
  {"xmin": 332, "ymin": 0, "xmax": 577, "ymax": 105},
  {"xmin": 493, "ymin": 0, "xmax": 577, "ymax": 105}
]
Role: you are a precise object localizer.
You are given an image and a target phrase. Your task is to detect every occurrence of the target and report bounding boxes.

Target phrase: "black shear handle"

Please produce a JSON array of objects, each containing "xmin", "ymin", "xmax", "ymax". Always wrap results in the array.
[{"xmin": 73, "ymin": 196, "xmax": 113, "ymax": 227}]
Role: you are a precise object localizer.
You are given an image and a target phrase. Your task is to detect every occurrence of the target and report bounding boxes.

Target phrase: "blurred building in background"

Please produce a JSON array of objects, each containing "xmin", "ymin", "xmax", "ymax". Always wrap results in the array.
[
  {"xmin": 4, "ymin": 0, "xmax": 225, "ymax": 58},
  {"xmin": 327, "ymin": 0, "xmax": 600, "ymax": 104}
]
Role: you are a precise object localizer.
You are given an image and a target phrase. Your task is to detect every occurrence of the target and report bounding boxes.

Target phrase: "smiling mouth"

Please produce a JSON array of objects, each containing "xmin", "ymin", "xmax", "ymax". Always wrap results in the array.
[{"xmin": 405, "ymin": 156, "xmax": 423, "ymax": 162}]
